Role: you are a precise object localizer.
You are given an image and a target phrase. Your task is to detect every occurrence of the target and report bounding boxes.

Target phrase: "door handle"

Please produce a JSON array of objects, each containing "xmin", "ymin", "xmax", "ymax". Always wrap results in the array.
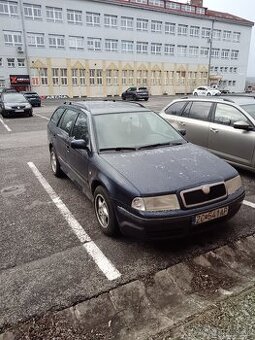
[
  {"xmin": 180, "ymin": 121, "xmax": 186, "ymax": 126},
  {"xmin": 210, "ymin": 128, "xmax": 219, "ymax": 133},
  {"xmin": 66, "ymin": 145, "xmax": 70, "ymax": 152}
]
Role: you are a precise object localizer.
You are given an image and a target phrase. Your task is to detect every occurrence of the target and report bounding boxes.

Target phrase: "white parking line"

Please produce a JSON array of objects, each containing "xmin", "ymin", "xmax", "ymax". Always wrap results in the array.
[
  {"xmin": 33, "ymin": 113, "xmax": 49, "ymax": 121},
  {"xmin": 27, "ymin": 161, "xmax": 121, "ymax": 281},
  {"xmin": 243, "ymin": 200, "xmax": 255, "ymax": 209},
  {"xmin": 0, "ymin": 117, "xmax": 11, "ymax": 132}
]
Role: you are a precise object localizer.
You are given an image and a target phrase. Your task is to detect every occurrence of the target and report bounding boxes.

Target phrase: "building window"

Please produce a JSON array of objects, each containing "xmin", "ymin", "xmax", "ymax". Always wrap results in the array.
[
  {"xmin": 121, "ymin": 40, "xmax": 134, "ymax": 53},
  {"xmin": 181, "ymin": 4, "xmax": 195, "ymax": 13},
  {"xmin": 164, "ymin": 44, "xmax": 175, "ymax": 56},
  {"xmin": 151, "ymin": 43, "xmax": 162, "ymax": 55},
  {"xmin": 121, "ymin": 16, "xmax": 133, "ymax": 30},
  {"xmin": 233, "ymin": 32, "xmax": 241, "ymax": 43},
  {"xmin": 221, "ymin": 49, "xmax": 230, "ymax": 59},
  {"xmin": 52, "ymin": 68, "xmax": 59, "ymax": 85},
  {"xmin": 177, "ymin": 45, "xmax": 187, "ymax": 57},
  {"xmin": 149, "ymin": 0, "xmax": 164, "ymax": 6},
  {"xmin": 189, "ymin": 46, "xmax": 199, "ymax": 58},
  {"xmin": 17, "ymin": 58, "xmax": 25, "ymax": 67},
  {"xmin": 233, "ymin": 67, "xmax": 237, "ymax": 73},
  {"xmin": 87, "ymin": 37, "xmax": 101, "ymax": 51},
  {"xmin": 7, "ymin": 58, "xmax": 15, "ymax": 67},
  {"xmin": 46, "ymin": 6, "xmax": 62, "ymax": 22},
  {"xmin": 190, "ymin": 26, "xmax": 200, "ymax": 38},
  {"xmin": 201, "ymin": 27, "xmax": 211, "ymax": 39},
  {"xmin": 223, "ymin": 30, "xmax": 231, "ymax": 41},
  {"xmin": 79, "ymin": 69, "xmax": 86, "ymax": 85},
  {"xmin": 86, "ymin": 12, "xmax": 100, "ymax": 26},
  {"xmin": 104, "ymin": 14, "xmax": 117, "ymax": 28},
  {"xmin": 67, "ymin": 9, "xmax": 82, "ymax": 24},
  {"xmin": 196, "ymin": 7, "xmax": 205, "ymax": 15},
  {"xmin": 151, "ymin": 70, "xmax": 162, "ymax": 86},
  {"xmin": 106, "ymin": 70, "xmax": 119, "ymax": 86},
  {"xmin": 136, "ymin": 41, "xmax": 148, "ymax": 54},
  {"xmin": 231, "ymin": 50, "xmax": 239, "ymax": 60},
  {"xmin": 136, "ymin": 18, "xmax": 148, "ymax": 31},
  {"xmin": 30, "ymin": 68, "xmax": 40, "ymax": 86},
  {"xmin": 60, "ymin": 68, "xmax": 68, "ymax": 85},
  {"xmin": 0, "ymin": 0, "xmax": 18, "ymax": 16},
  {"xmin": 200, "ymin": 47, "xmax": 209, "ymax": 58},
  {"xmin": 178, "ymin": 24, "xmax": 188, "ymax": 36},
  {"xmin": 211, "ymin": 48, "xmax": 220, "ymax": 59},
  {"xmin": 23, "ymin": 3, "xmax": 41, "ymax": 20},
  {"xmin": 105, "ymin": 39, "xmax": 118, "ymax": 52},
  {"xmin": 122, "ymin": 70, "xmax": 127, "ymax": 85},
  {"xmin": 151, "ymin": 20, "xmax": 162, "ymax": 33},
  {"xmin": 137, "ymin": 70, "xmax": 148, "ymax": 86},
  {"xmin": 4, "ymin": 30, "xmax": 22, "ymax": 46},
  {"xmin": 69, "ymin": 36, "xmax": 84, "ymax": 49},
  {"xmin": 165, "ymin": 22, "xmax": 175, "ymax": 35},
  {"xmin": 49, "ymin": 34, "xmax": 65, "ymax": 48},
  {"xmin": 89, "ymin": 69, "xmax": 103, "ymax": 85},
  {"xmin": 213, "ymin": 29, "xmax": 221, "ymax": 40},
  {"xmin": 166, "ymin": 2, "xmax": 180, "ymax": 10},
  {"xmin": 72, "ymin": 69, "xmax": 78, "ymax": 85},
  {"xmin": 39, "ymin": 68, "xmax": 48, "ymax": 85},
  {"xmin": 27, "ymin": 32, "xmax": 44, "ymax": 47}
]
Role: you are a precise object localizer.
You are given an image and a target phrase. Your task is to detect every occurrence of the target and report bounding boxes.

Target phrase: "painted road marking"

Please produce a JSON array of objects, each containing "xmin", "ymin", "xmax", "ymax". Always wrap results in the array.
[
  {"xmin": 243, "ymin": 200, "xmax": 255, "ymax": 209},
  {"xmin": 33, "ymin": 113, "xmax": 49, "ymax": 121},
  {"xmin": 0, "ymin": 117, "xmax": 11, "ymax": 132},
  {"xmin": 27, "ymin": 161, "xmax": 121, "ymax": 281}
]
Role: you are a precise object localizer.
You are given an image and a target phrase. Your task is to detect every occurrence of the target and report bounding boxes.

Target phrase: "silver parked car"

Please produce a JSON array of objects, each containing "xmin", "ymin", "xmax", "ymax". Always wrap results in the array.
[{"xmin": 160, "ymin": 96, "xmax": 255, "ymax": 172}]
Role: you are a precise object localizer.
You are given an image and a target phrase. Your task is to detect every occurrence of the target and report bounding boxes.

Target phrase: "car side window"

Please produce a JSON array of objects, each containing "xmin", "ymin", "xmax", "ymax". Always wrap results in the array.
[
  {"xmin": 213, "ymin": 103, "xmax": 249, "ymax": 126},
  {"xmin": 58, "ymin": 109, "xmax": 78, "ymax": 134},
  {"xmin": 188, "ymin": 101, "xmax": 212, "ymax": 121},
  {"xmin": 165, "ymin": 101, "xmax": 187, "ymax": 115},
  {"xmin": 50, "ymin": 107, "xmax": 65, "ymax": 125},
  {"xmin": 71, "ymin": 113, "xmax": 89, "ymax": 140}
]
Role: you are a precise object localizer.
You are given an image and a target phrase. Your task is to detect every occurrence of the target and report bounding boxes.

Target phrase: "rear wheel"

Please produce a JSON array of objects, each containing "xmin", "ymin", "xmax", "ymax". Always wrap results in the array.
[
  {"xmin": 144, "ymin": 98, "xmax": 149, "ymax": 101},
  {"xmin": 50, "ymin": 147, "xmax": 63, "ymax": 177},
  {"xmin": 94, "ymin": 186, "xmax": 118, "ymax": 236},
  {"xmin": 132, "ymin": 94, "xmax": 137, "ymax": 101},
  {"xmin": 207, "ymin": 92, "xmax": 211, "ymax": 96},
  {"xmin": 194, "ymin": 92, "xmax": 198, "ymax": 96}
]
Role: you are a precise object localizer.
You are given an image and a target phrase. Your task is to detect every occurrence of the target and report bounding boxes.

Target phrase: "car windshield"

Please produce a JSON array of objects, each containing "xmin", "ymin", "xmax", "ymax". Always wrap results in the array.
[
  {"xmin": 3, "ymin": 93, "xmax": 26, "ymax": 102},
  {"xmin": 94, "ymin": 111, "xmax": 185, "ymax": 151},
  {"xmin": 241, "ymin": 104, "xmax": 255, "ymax": 119}
]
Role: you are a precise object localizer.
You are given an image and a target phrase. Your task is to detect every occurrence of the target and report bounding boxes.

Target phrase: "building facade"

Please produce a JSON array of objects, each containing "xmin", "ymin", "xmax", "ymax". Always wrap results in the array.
[{"xmin": 0, "ymin": 0, "xmax": 253, "ymax": 97}]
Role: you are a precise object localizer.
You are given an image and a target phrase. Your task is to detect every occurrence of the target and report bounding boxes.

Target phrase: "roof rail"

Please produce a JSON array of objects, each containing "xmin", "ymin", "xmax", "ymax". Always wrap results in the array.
[
  {"xmin": 103, "ymin": 99, "xmax": 146, "ymax": 108},
  {"xmin": 221, "ymin": 98, "xmax": 235, "ymax": 103}
]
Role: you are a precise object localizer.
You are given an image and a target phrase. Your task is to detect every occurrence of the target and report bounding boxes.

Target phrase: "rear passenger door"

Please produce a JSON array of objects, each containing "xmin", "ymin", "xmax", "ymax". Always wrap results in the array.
[{"xmin": 208, "ymin": 103, "xmax": 255, "ymax": 166}]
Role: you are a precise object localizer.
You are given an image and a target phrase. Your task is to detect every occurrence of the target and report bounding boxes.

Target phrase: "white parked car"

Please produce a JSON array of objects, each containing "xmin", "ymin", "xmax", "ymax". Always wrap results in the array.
[{"xmin": 193, "ymin": 86, "xmax": 221, "ymax": 96}]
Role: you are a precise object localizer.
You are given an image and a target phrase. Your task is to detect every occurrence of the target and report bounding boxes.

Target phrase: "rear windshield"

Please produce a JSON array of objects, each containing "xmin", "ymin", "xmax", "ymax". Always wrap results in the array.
[{"xmin": 241, "ymin": 104, "xmax": 255, "ymax": 119}]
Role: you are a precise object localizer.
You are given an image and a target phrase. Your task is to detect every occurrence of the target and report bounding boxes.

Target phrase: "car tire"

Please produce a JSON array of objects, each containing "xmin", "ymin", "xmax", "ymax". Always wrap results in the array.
[
  {"xmin": 50, "ymin": 147, "xmax": 63, "ymax": 177},
  {"xmin": 132, "ymin": 95, "xmax": 137, "ymax": 101},
  {"xmin": 207, "ymin": 92, "xmax": 211, "ymax": 96},
  {"xmin": 144, "ymin": 98, "xmax": 148, "ymax": 101},
  {"xmin": 194, "ymin": 92, "xmax": 198, "ymax": 96},
  {"xmin": 94, "ymin": 186, "xmax": 118, "ymax": 236},
  {"xmin": 28, "ymin": 111, "xmax": 33, "ymax": 117},
  {"xmin": 122, "ymin": 96, "xmax": 126, "ymax": 101}
]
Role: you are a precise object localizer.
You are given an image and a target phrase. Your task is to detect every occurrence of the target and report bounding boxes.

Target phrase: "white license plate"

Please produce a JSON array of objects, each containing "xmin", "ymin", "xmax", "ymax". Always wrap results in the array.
[
  {"xmin": 15, "ymin": 109, "xmax": 24, "ymax": 112},
  {"xmin": 194, "ymin": 206, "xmax": 229, "ymax": 225}
]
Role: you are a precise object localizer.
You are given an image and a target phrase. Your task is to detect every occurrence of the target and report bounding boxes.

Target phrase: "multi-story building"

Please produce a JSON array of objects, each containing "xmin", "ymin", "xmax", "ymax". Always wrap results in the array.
[{"xmin": 0, "ymin": 0, "xmax": 253, "ymax": 97}]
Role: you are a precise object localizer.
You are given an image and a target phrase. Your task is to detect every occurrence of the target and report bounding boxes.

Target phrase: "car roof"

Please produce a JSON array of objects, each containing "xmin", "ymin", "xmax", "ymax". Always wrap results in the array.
[
  {"xmin": 175, "ymin": 95, "xmax": 255, "ymax": 106},
  {"xmin": 63, "ymin": 100, "xmax": 149, "ymax": 115}
]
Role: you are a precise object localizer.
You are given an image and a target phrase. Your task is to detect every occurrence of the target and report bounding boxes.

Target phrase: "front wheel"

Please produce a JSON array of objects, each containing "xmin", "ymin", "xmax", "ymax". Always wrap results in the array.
[
  {"xmin": 144, "ymin": 98, "xmax": 149, "ymax": 101},
  {"xmin": 193, "ymin": 92, "xmax": 198, "ymax": 96},
  {"xmin": 94, "ymin": 186, "xmax": 118, "ymax": 236},
  {"xmin": 50, "ymin": 147, "xmax": 63, "ymax": 177},
  {"xmin": 207, "ymin": 92, "xmax": 212, "ymax": 96}
]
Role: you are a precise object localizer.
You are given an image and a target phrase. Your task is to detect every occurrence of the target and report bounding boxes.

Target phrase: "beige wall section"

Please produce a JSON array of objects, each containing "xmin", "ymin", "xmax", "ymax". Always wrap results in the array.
[{"xmin": 30, "ymin": 57, "xmax": 208, "ymax": 97}]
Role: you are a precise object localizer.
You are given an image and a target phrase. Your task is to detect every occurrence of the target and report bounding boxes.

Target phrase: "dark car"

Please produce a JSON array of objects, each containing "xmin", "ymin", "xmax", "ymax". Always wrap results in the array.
[
  {"xmin": 21, "ymin": 91, "xmax": 41, "ymax": 107},
  {"xmin": 47, "ymin": 101, "xmax": 244, "ymax": 240},
  {"xmin": 0, "ymin": 92, "xmax": 33, "ymax": 117},
  {"xmin": 0, "ymin": 87, "xmax": 17, "ymax": 94},
  {"xmin": 121, "ymin": 87, "xmax": 149, "ymax": 101}
]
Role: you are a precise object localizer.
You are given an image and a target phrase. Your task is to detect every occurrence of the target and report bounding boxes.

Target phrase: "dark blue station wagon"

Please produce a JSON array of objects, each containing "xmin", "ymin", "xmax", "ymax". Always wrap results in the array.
[{"xmin": 47, "ymin": 101, "xmax": 245, "ymax": 240}]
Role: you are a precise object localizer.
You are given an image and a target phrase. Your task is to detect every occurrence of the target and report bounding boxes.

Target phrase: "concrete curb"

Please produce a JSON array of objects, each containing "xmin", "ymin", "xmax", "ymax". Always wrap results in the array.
[{"xmin": 2, "ymin": 236, "xmax": 255, "ymax": 339}]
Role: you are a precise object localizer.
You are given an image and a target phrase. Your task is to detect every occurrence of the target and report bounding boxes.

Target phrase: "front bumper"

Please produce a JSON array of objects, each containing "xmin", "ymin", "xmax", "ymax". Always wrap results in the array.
[
  {"xmin": 3, "ymin": 108, "xmax": 32, "ymax": 116},
  {"xmin": 115, "ymin": 191, "xmax": 245, "ymax": 240}
]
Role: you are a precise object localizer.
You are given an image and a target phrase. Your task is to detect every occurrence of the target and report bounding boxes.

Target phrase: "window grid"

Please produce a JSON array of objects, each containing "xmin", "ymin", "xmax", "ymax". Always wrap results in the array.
[
  {"xmin": 27, "ymin": 33, "xmax": 44, "ymax": 47},
  {"xmin": 190, "ymin": 26, "xmax": 200, "ymax": 38},
  {"xmin": 23, "ymin": 3, "xmax": 42, "ymax": 20},
  {"xmin": 165, "ymin": 22, "xmax": 175, "ymax": 35},
  {"xmin": 87, "ymin": 37, "xmax": 101, "ymax": 51},
  {"xmin": 164, "ymin": 44, "xmax": 175, "ymax": 56},
  {"xmin": 67, "ymin": 9, "xmax": 82, "ymax": 24},
  {"xmin": 69, "ymin": 36, "xmax": 84, "ymax": 49},
  {"xmin": 105, "ymin": 39, "xmax": 118, "ymax": 52},
  {"xmin": 136, "ymin": 41, "xmax": 148, "ymax": 54},
  {"xmin": 0, "ymin": 1, "xmax": 18, "ymax": 16},
  {"xmin": 86, "ymin": 12, "xmax": 100, "ymax": 26},
  {"xmin": 17, "ymin": 58, "xmax": 25, "ymax": 67},
  {"xmin": 151, "ymin": 43, "xmax": 162, "ymax": 55},
  {"xmin": 121, "ymin": 40, "xmax": 134, "ymax": 53},
  {"xmin": 121, "ymin": 16, "xmax": 133, "ymax": 30},
  {"xmin": 7, "ymin": 58, "xmax": 15, "ymax": 67},
  {"xmin": 4, "ymin": 31, "xmax": 22, "ymax": 46},
  {"xmin": 104, "ymin": 14, "xmax": 117, "ymax": 28},
  {"xmin": 178, "ymin": 24, "xmax": 188, "ymax": 36},
  {"xmin": 46, "ymin": 6, "xmax": 62, "ymax": 23},
  {"xmin": 151, "ymin": 20, "xmax": 162, "ymax": 33},
  {"xmin": 136, "ymin": 18, "xmax": 148, "ymax": 31},
  {"xmin": 49, "ymin": 35, "xmax": 65, "ymax": 49}
]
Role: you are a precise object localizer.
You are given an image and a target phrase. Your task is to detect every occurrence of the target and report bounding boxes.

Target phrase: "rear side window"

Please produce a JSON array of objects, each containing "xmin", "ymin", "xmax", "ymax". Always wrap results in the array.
[
  {"xmin": 58, "ymin": 109, "xmax": 78, "ymax": 134},
  {"xmin": 50, "ymin": 107, "xmax": 65, "ymax": 125},
  {"xmin": 165, "ymin": 101, "xmax": 187, "ymax": 115},
  {"xmin": 184, "ymin": 101, "xmax": 212, "ymax": 121}
]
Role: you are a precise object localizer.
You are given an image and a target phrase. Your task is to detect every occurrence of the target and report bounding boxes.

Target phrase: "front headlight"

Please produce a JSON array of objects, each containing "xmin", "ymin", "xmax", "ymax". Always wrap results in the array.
[
  {"xmin": 225, "ymin": 175, "xmax": 242, "ymax": 195},
  {"xmin": 132, "ymin": 194, "xmax": 180, "ymax": 212},
  {"xmin": 25, "ymin": 103, "xmax": 32, "ymax": 109},
  {"xmin": 4, "ymin": 104, "xmax": 12, "ymax": 110}
]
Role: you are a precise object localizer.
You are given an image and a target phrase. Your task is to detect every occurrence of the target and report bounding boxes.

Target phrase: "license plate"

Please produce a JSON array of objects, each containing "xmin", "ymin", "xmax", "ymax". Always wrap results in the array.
[
  {"xmin": 194, "ymin": 206, "xmax": 229, "ymax": 225},
  {"xmin": 15, "ymin": 109, "xmax": 24, "ymax": 112}
]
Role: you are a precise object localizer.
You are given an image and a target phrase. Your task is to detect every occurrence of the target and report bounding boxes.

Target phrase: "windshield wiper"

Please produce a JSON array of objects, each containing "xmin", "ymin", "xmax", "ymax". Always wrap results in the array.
[
  {"xmin": 137, "ymin": 141, "xmax": 183, "ymax": 150},
  {"xmin": 99, "ymin": 147, "xmax": 137, "ymax": 152}
]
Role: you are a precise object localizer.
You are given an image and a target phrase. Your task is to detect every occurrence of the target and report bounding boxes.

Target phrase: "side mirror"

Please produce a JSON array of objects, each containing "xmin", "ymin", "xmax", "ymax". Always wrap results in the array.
[
  {"xmin": 178, "ymin": 129, "xmax": 186, "ymax": 136},
  {"xmin": 233, "ymin": 121, "xmax": 251, "ymax": 131},
  {"xmin": 71, "ymin": 138, "xmax": 89, "ymax": 150}
]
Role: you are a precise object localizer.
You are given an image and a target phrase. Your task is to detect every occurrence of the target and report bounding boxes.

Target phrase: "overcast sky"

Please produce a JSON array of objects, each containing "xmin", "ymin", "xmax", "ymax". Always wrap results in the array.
[{"xmin": 203, "ymin": 0, "xmax": 255, "ymax": 77}]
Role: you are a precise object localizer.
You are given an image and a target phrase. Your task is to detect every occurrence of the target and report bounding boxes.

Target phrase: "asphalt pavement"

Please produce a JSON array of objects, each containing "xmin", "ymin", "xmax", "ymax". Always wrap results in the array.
[{"xmin": 1, "ymin": 96, "xmax": 255, "ymax": 339}]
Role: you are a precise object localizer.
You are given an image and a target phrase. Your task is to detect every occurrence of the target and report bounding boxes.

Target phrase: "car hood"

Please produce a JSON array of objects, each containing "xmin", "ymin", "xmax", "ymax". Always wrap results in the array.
[{"xmin": 100, "ymin": 143, "xmax": 237, "ymax": 195}]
